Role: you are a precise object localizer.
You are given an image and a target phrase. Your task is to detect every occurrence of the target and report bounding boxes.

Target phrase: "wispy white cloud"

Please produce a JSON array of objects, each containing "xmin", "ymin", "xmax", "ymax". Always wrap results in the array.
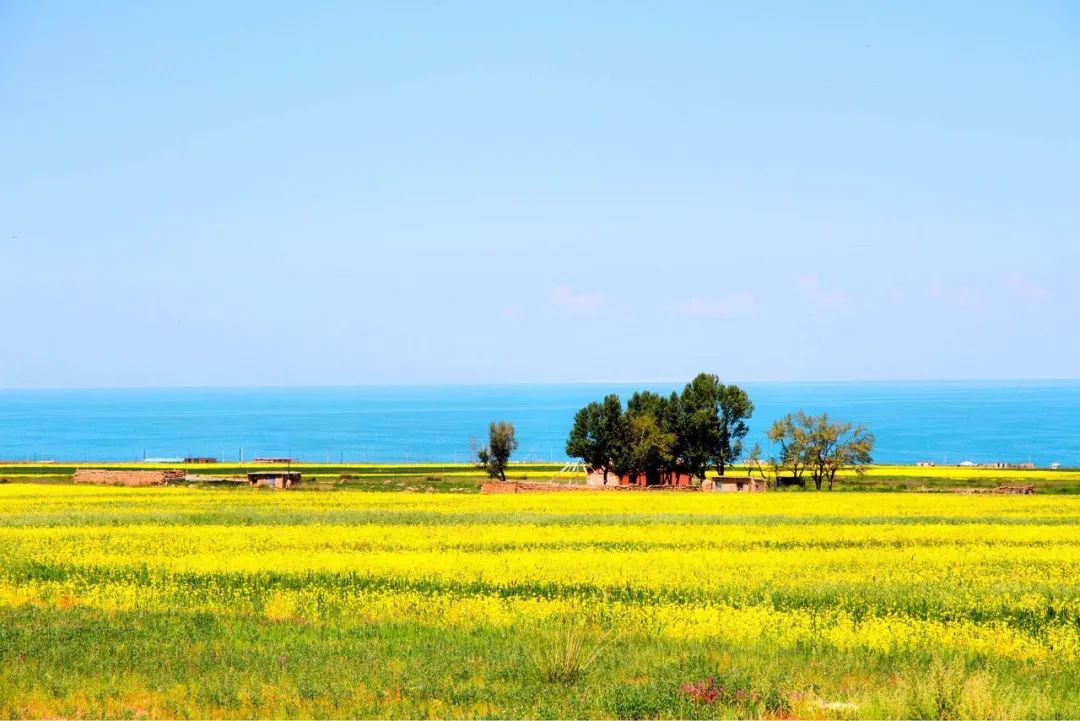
[
  {"xmin": 796, "ymin": 274, "xmax": 848, "ymax": 308},
  {"xmin": 951, "ymin": 286, "xmax": 983, "ymax": 309},
  {"xmin": 551, "ymin": 285, "xmax": 604, "ymax": 316},
  {"xmin": 671, "ymin": 292, "xmax": 754, "ymax": 318},
  {"xmin": 1006, "ymin": 273, "xmax": 1048, "ymax": 301},
  {"xmin": 926, "ymin": 279, "xmax": 984, "ymax": 310}
]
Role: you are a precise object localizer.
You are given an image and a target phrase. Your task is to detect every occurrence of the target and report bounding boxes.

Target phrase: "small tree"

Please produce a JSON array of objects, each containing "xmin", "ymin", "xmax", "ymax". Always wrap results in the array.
[
  {"xmin": 768, "ymin": 411, "xmax": 874, "ymax": 490},
  {"xmin": 565, "ymin": 394, "xmax": 625, "ymax": 484},
  {"xmin": 477, "ymin": 420, "xmax": 519, "ymax": 481},
  {"xmin": 768, "ymin": 411, "xmax": 812, "ymax": 487},
  {"xmin": 807, "ymin": 414, "xmax": 875, "ymax": 490},
  {"xmin": 745, "ymin": 442, "xmax": 768, "ymax": 480}
]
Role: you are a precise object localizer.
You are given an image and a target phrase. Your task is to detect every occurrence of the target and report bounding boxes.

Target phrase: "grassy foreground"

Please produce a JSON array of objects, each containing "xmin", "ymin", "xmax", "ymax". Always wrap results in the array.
[{"xmin": 0, "ymin": 486, "xmax": 1078, "ymax": 719}]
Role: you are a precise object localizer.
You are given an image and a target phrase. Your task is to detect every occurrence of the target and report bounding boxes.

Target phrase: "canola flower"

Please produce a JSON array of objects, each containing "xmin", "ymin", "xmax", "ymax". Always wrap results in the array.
[{"xmin": 0, "ymin": 485, "xmax": 1078, "ymax": 667}]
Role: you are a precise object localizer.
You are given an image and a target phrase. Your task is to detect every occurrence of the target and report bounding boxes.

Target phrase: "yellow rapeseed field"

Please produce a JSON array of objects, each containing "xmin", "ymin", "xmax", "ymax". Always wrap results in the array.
[{"xmin": 0, "ymin": 484, "xmax": 1078, "ymax": 718}]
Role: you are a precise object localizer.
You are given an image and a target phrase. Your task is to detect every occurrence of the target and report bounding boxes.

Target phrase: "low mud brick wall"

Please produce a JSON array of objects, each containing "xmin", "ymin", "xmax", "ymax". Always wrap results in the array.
[{"xmin": 74, "ymin": 469, "xmax": 183, "ymax": 486}]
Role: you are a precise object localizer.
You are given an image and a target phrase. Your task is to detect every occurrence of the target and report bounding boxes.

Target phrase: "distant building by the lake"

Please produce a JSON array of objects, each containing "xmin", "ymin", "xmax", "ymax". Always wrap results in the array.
[{"xmin": 957, "ymin": 461, "xmax": 1036, "ymax": 470}]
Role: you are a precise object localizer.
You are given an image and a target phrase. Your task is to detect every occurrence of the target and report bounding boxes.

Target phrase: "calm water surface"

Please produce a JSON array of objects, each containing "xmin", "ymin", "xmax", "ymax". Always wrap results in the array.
[{"xmin": 0, "ymin": 382, "xmax": 1077, "ymax": 465}]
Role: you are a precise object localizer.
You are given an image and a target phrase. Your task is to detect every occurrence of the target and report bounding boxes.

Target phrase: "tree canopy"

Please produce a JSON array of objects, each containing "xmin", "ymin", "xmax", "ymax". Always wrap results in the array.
[
  {"xmin": 679, "ymin": 373, "xmax": 755, "ymax": 478},
  {"xmin": 564, "ymin": 374, "xmax": 754, "ymax": 484},
  {"xmin": 563, "ymin": 380, "xmax": 875, "ymax": 491},
  {"xmin": 617, "ymin": 395, "xmax": 676, "ymax": 486},
  {"xmin": 565, "ymin": 394, "xmax": 626, "ymax": 484}
]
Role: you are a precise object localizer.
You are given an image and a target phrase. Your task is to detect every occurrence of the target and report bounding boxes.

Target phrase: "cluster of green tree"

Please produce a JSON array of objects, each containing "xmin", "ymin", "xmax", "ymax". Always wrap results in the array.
[
  {"xmin": 766, "ymin": 411, "xmax": 875, "ymax": 490},
  {"xmin": 564, "ymin": 373, "xmax": 754, "ymax": 485},
  {"xmin": 475, "ymin": 377, "xmax": 876, "ymax": 491}
]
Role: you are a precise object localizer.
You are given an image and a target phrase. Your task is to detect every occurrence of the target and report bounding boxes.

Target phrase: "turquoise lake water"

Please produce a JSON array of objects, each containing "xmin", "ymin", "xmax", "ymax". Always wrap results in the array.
[{"xmin": 0, "ymin": 381, "xmax": 1077, "ymax": 466}]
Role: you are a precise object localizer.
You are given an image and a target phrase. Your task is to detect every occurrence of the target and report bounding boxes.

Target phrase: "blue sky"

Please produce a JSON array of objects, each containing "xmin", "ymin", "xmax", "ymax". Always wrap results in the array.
[{"xmin": 2, "ymin": 1, "xmax": 1078, "ymax": 388}]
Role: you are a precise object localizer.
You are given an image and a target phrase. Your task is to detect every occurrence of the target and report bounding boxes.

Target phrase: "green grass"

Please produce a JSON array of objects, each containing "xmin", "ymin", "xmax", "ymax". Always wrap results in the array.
[{"xmin": 1, "ymin": 602, "xmax": 1074, "ymax": 719}]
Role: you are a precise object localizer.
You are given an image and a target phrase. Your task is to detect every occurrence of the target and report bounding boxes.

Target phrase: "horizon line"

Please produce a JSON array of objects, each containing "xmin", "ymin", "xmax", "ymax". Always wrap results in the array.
[{"xmin": 3, "ymin": 377, "xmax": 1080, "ymax": 393}]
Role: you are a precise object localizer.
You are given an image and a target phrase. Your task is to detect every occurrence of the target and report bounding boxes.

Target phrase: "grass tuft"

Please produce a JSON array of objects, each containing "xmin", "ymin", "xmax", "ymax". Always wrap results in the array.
[{"xmin": 530, "ymin": 618, "xmax": 613, "ymax": 685}]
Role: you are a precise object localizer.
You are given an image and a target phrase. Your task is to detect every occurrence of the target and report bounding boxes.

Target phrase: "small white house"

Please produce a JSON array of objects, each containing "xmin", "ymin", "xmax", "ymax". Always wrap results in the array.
[{"xmin": 704, "ymin": 476, "xmax": 767, "ymax": 492}]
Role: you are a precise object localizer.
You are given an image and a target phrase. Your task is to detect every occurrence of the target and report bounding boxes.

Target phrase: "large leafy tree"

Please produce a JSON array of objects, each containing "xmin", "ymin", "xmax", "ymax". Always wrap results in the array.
[
  {"xmin": 565, "ymin": 394, "xmax": 626, "ymax": 484},
  {"xmin": 619, "ymin": 393, "xmax": 676, "ymax": 485},
  {"xmin": 658, "ymin": 391, "xmax": 687, "ymax": 483},
  {"xmin": 680, "ymin": 373, "xmax": 721, "ymax": 480},
  {"xmin": 476, "ymin": 420, "xmax": 519, "ymax": 481},
  {"xmin": 626, "ymin": 390, "xmax": 667, "ymax": 418},
  {"xmin": 716, "ymin": 384, "xmax": 754, "ymax": 475},
  {"xmin": 679, "ymin": 373, "xmax": 754, "ymax": 478}
]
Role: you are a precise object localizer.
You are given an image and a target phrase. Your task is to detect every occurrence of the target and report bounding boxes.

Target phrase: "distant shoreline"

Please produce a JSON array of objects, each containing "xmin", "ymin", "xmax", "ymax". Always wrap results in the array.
[
  {"xmin": 1, "ymin": 461, "xmax": 1077, "ymax": 495},
  {"xmin": 0, "ymin": 460, "xmax": 1074, "ymax": 470}
]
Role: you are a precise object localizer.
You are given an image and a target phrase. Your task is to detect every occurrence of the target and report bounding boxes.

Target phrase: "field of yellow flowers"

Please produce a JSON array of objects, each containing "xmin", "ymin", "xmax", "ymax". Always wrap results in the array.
[{"xmin": 0, "ymin": 484, "xmax": 1078, "ymax": 718}]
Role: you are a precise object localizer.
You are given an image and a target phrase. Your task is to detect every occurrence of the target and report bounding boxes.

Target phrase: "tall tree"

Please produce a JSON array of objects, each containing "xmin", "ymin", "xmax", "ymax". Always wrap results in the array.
[
  {"xmin": 476, "ymin": 420, "xmax": 519, "ymax": 482},
  {"xmin": 716, "ymin": 384, "xmax": 754, "ymax": 475},
  {"xmin": 565, "ymin": 394, "xmax": 625, "ymax": 484},
  {"xmin": 659, "ymin": 391, "xmax": 686, "ymax": 484},
  {"xmin": 679, "ymin": 373, "xmax": 755, "ymax": 478},
  {"xmin": 680, "ymin": 373, "xmax": 721, "ymax": 480},
  {"xmin": 619, "ymin": 395, "xmax": 676, "ymax": 485},
  {"xmin": 626, "ymin": 390, "xmax": 667, "ymax": 418}
]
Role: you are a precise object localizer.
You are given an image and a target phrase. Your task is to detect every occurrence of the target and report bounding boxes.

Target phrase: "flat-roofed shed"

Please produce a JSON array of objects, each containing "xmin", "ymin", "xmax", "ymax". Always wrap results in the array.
[{"xmin": 247, "ymin": 471, "xmax": 302, "ymax": 490}]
